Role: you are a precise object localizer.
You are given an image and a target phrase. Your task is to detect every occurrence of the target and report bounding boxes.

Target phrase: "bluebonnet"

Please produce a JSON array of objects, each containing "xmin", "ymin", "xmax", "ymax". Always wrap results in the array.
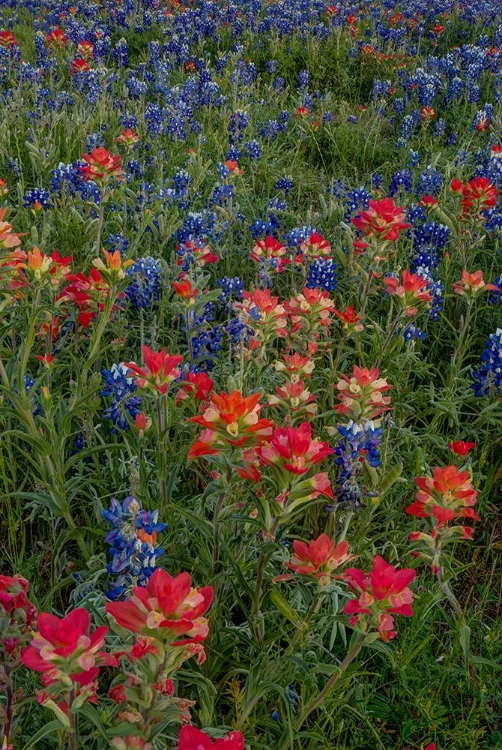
[
  {"xmin": 217, "ymin": 276, "xmax": 244, "ymax": 308},
  {"xmin": 228, "ymin": 109, "xmax": 251, "ymax": 144},
  {"xmin": 283, "ymin": 225, "xmax": 317, "ymax": 248},
  {"xmin": 101, "ymin": 363, "xmax": 143, "ymax": 431},
  {"xmin": 23, "ymin": 188, "xmax": 50, "ymax": 210},
  {"xmin": 400, "ymin": 323, "xmax": 427, "ymax": 341},
  {"xmin": 416, "ymin": 166, "xmax": 444, "ymax": 197},
  {"xmin": 125, "ymin": 257, "xmax": 162, "ymax": 310},
  {"xmin": 245, "ymin": 139, "xmax": 262, "ymax": 161},
  {"xmin": 102, "ymin": 496, "xmax": 166, "ymax": 600},
  {"xmin": 106, "ymin": 233, "xmax": 129, "ymax": 255},
  {"xmin": 389, "ymin": 169, "xmax": 413, "ymax": 196},
  {"xmin": 472, "ymin": 329, "xmax": 502, "ymax": 397},
  {"xmin": 275, "ymin": 177, "xmax": 294, "ymax": 195},
  {"xmin": 334, "ymin": 421, "xmax": 383, "ymax": 479},
  {"xmin": 343, "ymin": 187, "xmax": 371, "ymax": 222},
  {"xmin": 13, "ymin": 375, "xmax": 42, "ymax": 417},
  {"xmin": 489, "ymin": 277, "xmax": 502, "ymax": 304},
  {"xmin": 306, "ymin": 258, "xmax": 337, "ymax": 292},
  {"xmin": 192, "ymin": 326, "xmax": 224, "ymax": 370}
]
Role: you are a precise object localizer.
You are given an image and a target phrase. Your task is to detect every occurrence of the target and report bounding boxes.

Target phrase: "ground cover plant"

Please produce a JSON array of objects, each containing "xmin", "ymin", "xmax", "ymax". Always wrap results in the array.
[{"xmin": 0, "ymin": 0, "xmax": 501, "ymax": 748}]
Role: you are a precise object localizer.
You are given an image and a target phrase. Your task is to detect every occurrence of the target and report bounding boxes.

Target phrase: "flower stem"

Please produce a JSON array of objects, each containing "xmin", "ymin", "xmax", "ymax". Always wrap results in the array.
[
  {"xmin": 279, "ymin": 636, "xmax": 364, "ymax": 750},
  {"xmin": 252, "ymin": 518, "xmax": 280, "ymax": 645},
  {"xmin": 95, "ymin": 188, "xmax": 105, "ymax": 258}
]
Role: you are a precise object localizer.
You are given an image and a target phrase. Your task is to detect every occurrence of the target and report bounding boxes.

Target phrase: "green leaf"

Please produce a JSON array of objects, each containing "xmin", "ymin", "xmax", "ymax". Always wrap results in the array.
[
  {"xmin": 460, "ymin": 624, "xmax": 471, "ymax": 670},
  {"xmin": 379, "ymin": 461, "xmax": 403, "ymax": 495},
  {"xmin": 23, "ymin": 720, "xmax": 62, "ymax": 749},
  {"xmin": 269, "ymin": 587, "xmax": 305, "ymax": 628}
]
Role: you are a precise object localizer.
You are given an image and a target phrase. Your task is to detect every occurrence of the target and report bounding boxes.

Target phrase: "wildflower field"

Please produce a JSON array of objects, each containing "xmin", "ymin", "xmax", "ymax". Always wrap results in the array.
[{"xmin": 1, "ymin": 0, "xmax": 502, "ymax": 748}]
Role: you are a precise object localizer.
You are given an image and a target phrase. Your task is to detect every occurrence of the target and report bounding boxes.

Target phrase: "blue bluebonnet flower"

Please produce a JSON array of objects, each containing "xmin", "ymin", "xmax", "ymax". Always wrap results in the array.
[
  {"xmin": 343, "ymin": 187, "xmax": 371, "ymax": 221},
  {"xmin": 472, "ymin": 329, "xmax": 502, "ymax": 397},
  {"xmin": 275, "ymin": 177, "xmax": 294, "ymax": 195},
  {"xmin": 103, "ymin": 496, "xmax": 166, "ymax": 600},
  {"xmin": 192, "ymin": 326, "xmax": 224, "ymax": 370},
  {"xmin": 298, "ymin": 70, "xmax": 310, "ymax": 88},
  {"xmin": 389, "ymin": 169, "xmax": 413, "ymax": 196},
  {"xmin": 399, "ymin": 323, "xmax": 427, "ymax": 341},
  {"xmin": 306, "ymin": 258, "xmax": 337, "ymax": 292},
  {"xmin": 245, "ymin": 140, "xmax": 262, "ymax": 161},
  {"xmin": 106, "ymin": 233, "xmax": 129, "ymax": 255},
  {"xmin": 489, "ymin": 277, "xmax": 502, "ymax": 304},
  {"xmin": 217, "ymin": 276, "xmax": 244, "ymax": 308},
  {"xmin": 23, "ymin": 188, "xmax": 50, "ymax": 210},
  {"xmin": 12, "ymin": 375, "xmax": 42, "ymax": 417},
  {"xmin": 334, "ymin": 421, "xmax": 383, "ymax": 479},
  {"xmin": 101, "ymin": 363, "xmax": 143, "ymax": 431},
  {"xmin": 125, "ymin": 257, "xmax": 162, "ymax": 310},
  {"xmin": 228, "ymin": 109, "xmax": 251, "ymax": 144},
  {"xmin": 416, "ymin": 167, "xmax": 444, "ymax": 197}
]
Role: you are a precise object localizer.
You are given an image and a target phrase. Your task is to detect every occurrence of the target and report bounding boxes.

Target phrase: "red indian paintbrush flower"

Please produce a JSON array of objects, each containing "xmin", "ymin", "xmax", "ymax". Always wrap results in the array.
[
  {"xmin": 79, "ymin": 147, "xmax": 124, "ymax": 183},
  {"xmin": 45, "ymin": 28, "xmax": 67, "ymax": 47},
  {"xmin": 407, "ymin": 465, "xmax": 479, "ymax": 526},
  {"xmin": 454, "ymin": 176, "xmax": 499, "ymax": 218},
  {"xmin": 275, "ymin": 353, "xmax": 315, "ymax": 379},
  {"xmin": 297, "ymin": 232, "xmax": 332, "ymax": 261},
  {"xmin": 384, "ymin": 270, "xmax": 432, "ymax": 315},
  {"xmin": 333, "ymin": 305, "xmax": 364, "ymax": 332},
  {"xmin": 173, "ymin": 278, "xmax": 199, "ymax": 299},
  {"xmin": 285, "ymin": 534, "xmax": 354, "ymax": 587},
  {"xmin": 21, "ymin": 608, "xmax": 111, "ymax": 685},
  {"xmin": 452, "ymin": 270, "xmax": 499, "ymax": 298},
  {"xmin": 235, "ymin": 289, "xmax": 288, "ymax": 342},
  {"xmin": 188, "ymin": 390, "xmax": 273, "ymax": 457},
  {"xmin": 344, "ymin": 556, "xmax": 416, "ymax": 641},
  {"xmin": 176, "ymin": 371, "xmax": 214, "ymax": 404},
  {"xmin": 335, "ymin": 365, "xmax": 392, "ymax": 421},
  {"xmin": 285, "ymin": 287, "xmax": 336, "ymax": 331},
  {"xmin": 177, "ymin": 725, "xmax": 244, "ymax": 750},
  {"xmin": 125, "ymin": 345, "xmax": 183, "ymax": 395},
  {"xmin": 0, "ymin": 575, "xmax": 37, "ymax": 657},
  {"xmin": 106, "ymin": 568, "xmax": 213, "ymax": 645},
  {"xmin": 0, "ymin": 208, "xmax": 24, "ymax": 250},
  {"xmin": 351, "ymin": 198, "xmax": 410, "ymax": 242},
  {"xmin": 250, "ymin": 236, "xmax": 289, "ymax": 271},
  {"xmin": 449, "ymin": 440, "xmax": 475, "ymax": 456},
  {"xmin": 115, "ymin": 129, "xmax": 140, "ymax": 147},
  {"xmin": 256, "ymin": 421, "xmax": 333, "ymax": 475}
]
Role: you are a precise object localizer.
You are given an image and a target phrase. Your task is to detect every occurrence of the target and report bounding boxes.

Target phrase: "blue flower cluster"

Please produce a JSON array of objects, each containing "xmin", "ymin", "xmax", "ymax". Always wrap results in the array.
[
  {"xmin": 101, "ymin": 363, "xmax": 143, "ymax": 431},
  {"xmin": 102, "ymin": 496, "xmax": 167, "ymax": 600},
  {"xmin": 125, "ymin": 257, "xmax": 162, "ymax": 310},
  {"xmin": 472, "ymin": 329, "xmax": 502, "ymax": 397}
]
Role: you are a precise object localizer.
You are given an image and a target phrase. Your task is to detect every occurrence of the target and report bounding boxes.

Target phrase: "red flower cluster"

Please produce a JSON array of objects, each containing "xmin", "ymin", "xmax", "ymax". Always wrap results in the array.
[
  {"xmin": 384, "ymin": 270, "xmax": 432, "ymax": 316},
  {"xmin": 407, "ymin": 465, "xmax": 479, "ymax": 527},
  {"xmin": 106, "ymin": 568, "xmax": 213, "ymax": 646},
  {"xmin": 450, "ymin": 176, "xmax": 499, "ymax": 219},
  {"xmin": 125, "ymin": 345, "xmax": 183, "ymax": 395},
  {"xmin": 188, "ymin": 390, "xmax": 273, "ymax": 458},
  {"xmin": 344, "ymin": 556, "xmax": 416, "ymax": 641},
  {"xmin": 0, "ymin": 576, "xmax": 37, "ymax": 657},
  {"xmin": 250, "ymin": 235, "xmax": 289, "ymax": 271},
  {"xmin": 177, "ymin": 725, "xmax": 244, "ymax": 750},
  {"xmin": 351, "ymin": 198, "xmax": 410, "ymax": 242},
  {"xmin": 79, "ymin": 147, "xmax": 124, "ymax": 184},
  {"xmin": 21, "ymin": 608, "xmax": 113, "ymax": 685},
  {"xmin": 335, "ymin": 365, "xmax": 392, "ymax": 421},
  {"xmin": 285, "ymin": 534, "xmax": 354, "ymax": 587}
]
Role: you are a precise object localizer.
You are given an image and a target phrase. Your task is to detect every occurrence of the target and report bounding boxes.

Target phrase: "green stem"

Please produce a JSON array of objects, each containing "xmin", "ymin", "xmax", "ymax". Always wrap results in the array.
[
  {"xmin": 95, "ymin": 188, "xmax": 105, "ymax": 258},
  {"xmin": 252, "ymin": 517, "xmax": 280, "ymax": 645},
  {"xmin": 279, "ymin": 636, "xmax": 364, "ymax": 750}
]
